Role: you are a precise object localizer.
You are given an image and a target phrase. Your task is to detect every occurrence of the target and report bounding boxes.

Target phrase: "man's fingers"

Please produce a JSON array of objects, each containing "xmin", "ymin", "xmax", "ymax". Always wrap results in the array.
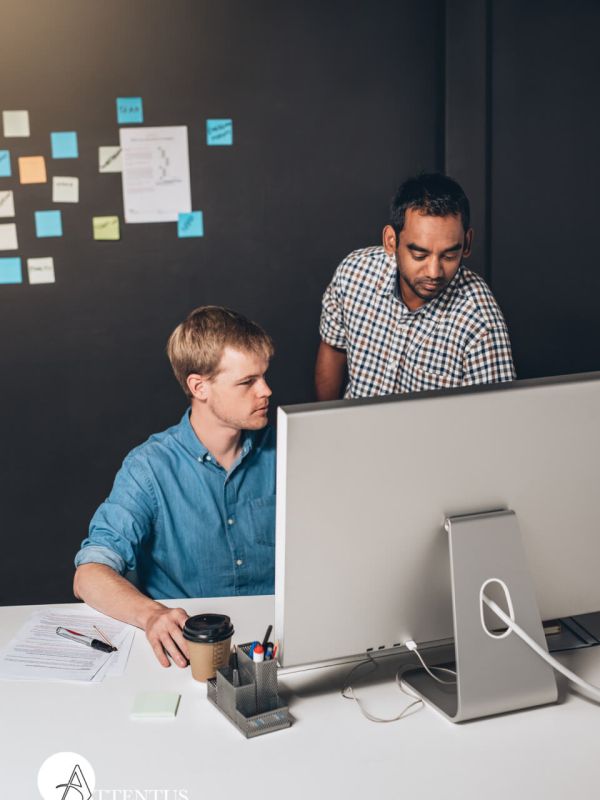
[
  {"xmin": 149, "ymin": 637, "xmax": 170, "ymax": 668},
  {"xmin": 161, "ymin": 630, "xmax": 188, "ymax": 668},
  {"xmin": 170, "ymin": 624, "xmax": 190, "ymax": 661},
  {"xmin": 145, "ymin": 607, "xmax": 189, "ymax": 667}
]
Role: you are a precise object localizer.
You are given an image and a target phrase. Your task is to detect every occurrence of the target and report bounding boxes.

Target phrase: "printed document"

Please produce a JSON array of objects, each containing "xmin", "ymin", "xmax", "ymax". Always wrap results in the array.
[
  {"xmin": 0, "ymin": 607, "xmax": 135, "ymax": 682},
  {"xmin": 120, "ymin": 125, "xmax": 191, "ymax": 223}
]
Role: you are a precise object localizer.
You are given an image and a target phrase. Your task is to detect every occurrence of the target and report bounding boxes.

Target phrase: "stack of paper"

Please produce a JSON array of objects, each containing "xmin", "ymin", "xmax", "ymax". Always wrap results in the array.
[{"xmin": 0, "ymin": 608, "xmax": 135, "ymax": 682}]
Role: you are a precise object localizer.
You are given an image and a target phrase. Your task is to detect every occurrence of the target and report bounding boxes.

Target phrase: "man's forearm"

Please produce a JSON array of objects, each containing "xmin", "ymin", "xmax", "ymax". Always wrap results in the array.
[
  {"xmin": 73, "ymin": 563, "xmax": 164, "ymax": 630},
  {"xmin": 315, "ymin": 341, "xmax": 348, "ymax": 401},
  {"xmin": 74, "ymin": 563, "xmax": 190, "ymax": 668}
]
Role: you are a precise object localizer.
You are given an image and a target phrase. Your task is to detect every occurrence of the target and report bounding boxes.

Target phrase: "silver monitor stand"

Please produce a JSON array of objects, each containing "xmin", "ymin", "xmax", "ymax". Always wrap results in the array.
[{"xmin": 402, "ymin": 510, "xmax": 558, "ymax": 721}]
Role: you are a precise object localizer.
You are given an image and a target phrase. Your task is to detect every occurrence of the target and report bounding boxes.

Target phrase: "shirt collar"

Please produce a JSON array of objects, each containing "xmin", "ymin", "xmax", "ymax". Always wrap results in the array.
[
  {"xmin": 175, "ymin": 408, "xmax": 257, "ymax": 463},
  {"xmin": 376, "ymin": 251, "xmax": 399, "ymax": 296}
]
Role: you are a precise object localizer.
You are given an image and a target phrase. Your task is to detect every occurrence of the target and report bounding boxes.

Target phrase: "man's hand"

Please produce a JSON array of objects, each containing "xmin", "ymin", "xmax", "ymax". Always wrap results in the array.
[{"xmin": 144, "ymin": 606, "xmax": 190, "ymax": 668}]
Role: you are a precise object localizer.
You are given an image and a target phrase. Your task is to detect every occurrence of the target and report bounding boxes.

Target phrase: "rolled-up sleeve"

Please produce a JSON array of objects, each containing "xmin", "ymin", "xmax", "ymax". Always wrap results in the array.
[
  {"xmin": 319, "ymin": 265, "xmax": 347, "ymax": 350},
  {"xmin": 74, "ymin": 454, "xmax": 157, "ymax": 575}
]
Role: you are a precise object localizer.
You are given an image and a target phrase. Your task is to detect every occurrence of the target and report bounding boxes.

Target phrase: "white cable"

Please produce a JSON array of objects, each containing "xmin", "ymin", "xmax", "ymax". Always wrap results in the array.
[
  {"xmin": 341, "ymin": 652, "xmax": 424, "ymax": 723},
  {"xmin": 404, "ymin": 639, "xmax": 457, "ymax": 685},
  {"xmin": 482, "ymin": 595, "xmax": 600, "ymax": 703}
]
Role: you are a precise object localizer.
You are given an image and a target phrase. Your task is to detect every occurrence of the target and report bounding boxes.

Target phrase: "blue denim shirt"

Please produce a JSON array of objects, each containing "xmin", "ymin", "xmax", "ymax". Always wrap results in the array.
[{"xmin": 74, "ymin": 410, "xmax": 276, "ymax": 599}]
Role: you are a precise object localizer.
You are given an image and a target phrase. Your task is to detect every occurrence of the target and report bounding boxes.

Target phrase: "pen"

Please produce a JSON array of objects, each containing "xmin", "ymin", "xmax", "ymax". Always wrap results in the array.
[
  {"xmin": 56, "ymin": 627, "xmax": 116, "ymax": 653},
  {"xmin": 261, "ymin": 624, "xmax": 273, "ymax": 652},
  {"xmin": 232, "ymin": 645, "xmax": 240, "ymax": 686}
]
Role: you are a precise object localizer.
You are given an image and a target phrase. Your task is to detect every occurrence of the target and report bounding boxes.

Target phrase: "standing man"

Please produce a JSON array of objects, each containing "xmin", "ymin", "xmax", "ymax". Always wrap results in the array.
[
  {"xmin": 315, "ymin": 173, "xmax": 515, "ymax": 400},
  {"xmin": 74, "ymin": 306, "xmax": 275, "ymax": 668}
]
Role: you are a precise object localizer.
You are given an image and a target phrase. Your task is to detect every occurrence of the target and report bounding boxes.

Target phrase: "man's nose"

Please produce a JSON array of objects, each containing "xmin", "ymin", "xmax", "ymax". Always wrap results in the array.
[
  {"xmin": 426, "ymin": 257, "xmax": 444, "ymax": 278},
  {"xmin": 258, "ymin": 378, "xmax": 272, "ymax": 397}
]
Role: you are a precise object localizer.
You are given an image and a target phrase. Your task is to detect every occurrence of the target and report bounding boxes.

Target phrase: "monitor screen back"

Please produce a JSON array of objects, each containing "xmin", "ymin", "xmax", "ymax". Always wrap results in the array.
[{"xmin": 275, "ymin": 373, "xmax": 600, "ymax": 668}]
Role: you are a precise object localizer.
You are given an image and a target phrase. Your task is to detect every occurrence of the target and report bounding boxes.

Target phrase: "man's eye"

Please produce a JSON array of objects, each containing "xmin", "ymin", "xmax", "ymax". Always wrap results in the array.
[
  {"xmin": 443, "ymin": 253, "xmax": 459, "ymax": 260},
  {"xmin": 240, "ymin": 379, "xmax": 253, "ymax": 385},
  {"xmin": 413, "ymin": 254, "xmax": 427, "ymax": 261}
]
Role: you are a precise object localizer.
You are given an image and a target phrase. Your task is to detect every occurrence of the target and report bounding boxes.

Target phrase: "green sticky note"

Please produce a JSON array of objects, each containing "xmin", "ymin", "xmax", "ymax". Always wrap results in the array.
[
  {"xmin": 131, "ymin": 692, "xmax": 181, "ymax": 719},
  {"xmin": 93, "ymin": 215, "xmax": 120, "ymax": 241}
]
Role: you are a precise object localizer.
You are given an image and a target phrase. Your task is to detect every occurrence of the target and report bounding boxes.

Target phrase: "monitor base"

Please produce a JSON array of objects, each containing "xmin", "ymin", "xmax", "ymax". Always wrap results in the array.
[{"xmin": 402, "ymin": 510, "xmax": 558, "ymax": 722}]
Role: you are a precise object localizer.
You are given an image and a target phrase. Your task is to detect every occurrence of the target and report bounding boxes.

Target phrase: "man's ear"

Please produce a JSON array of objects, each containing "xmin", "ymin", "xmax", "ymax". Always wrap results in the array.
[
  {"xmin": 186, "ymin": 373, "xmax": 210, "ymax": 401},
  {"xmin": 462, "ymin": 228, "xmax": 474, "ymax": 259},
  {"xmin": 382, "ymin": 225, "xmax": 398, "ymax": 255}
]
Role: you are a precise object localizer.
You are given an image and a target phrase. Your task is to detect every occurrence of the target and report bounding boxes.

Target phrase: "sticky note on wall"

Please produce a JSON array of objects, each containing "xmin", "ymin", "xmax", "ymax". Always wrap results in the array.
[
  {"xmin": 98, "ymin": 146, "xmax": 122, "ymax": 173},
  {"xmin": 51, "ymin": 131, "xmax": 78, "ymax": 159},
  {"xmin": 27, "ymin": 257, "xmax": 55, "ymax": 284},
  {"xmin": 19, "ymin": 156, "xmax": 47, "ymax": 184},
  {"xmin": 2, "ymin": 110, "xmax": 30, "ymax": 137},
  {"xmin": 35, "ymin": 210, "xmax": 63, "ymax": 238},
  {"xmin": 0, "ymin": 191, "xmax": 15, "ymax": 217},
  {"xmin": 0, "ymin": 257, "xmax": 22, "ymax": 284},
  {"xmin": 93, "ymin": 216, "xmax": 120, "ymax": 240},
  {"xmin": 178, "ymin": 211, "xmax": 204, "ymax": 237},
  {"xmin": 116, "ymin": 97, "xmax": 143, "ymax": 124},
  {"xmin": 0, "ymin": 151, "xmax": 11, "ymax": 177},
  {"xmin": 0, "ymin": 223, "xmax": 18, "ymax": 250},
  {"xmin": 206, "ymin": 119, "xmax": 233, "ymax": 145},
  {"xmin": 52, "ymin": 177, "xmax": 79, "ymax": 203}
]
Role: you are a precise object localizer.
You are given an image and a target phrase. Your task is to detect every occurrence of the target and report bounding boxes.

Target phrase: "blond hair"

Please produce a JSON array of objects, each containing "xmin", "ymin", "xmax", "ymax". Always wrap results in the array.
[{"xmin": 167, "ymin": 306, "xmax": 274, "ymax": 396}]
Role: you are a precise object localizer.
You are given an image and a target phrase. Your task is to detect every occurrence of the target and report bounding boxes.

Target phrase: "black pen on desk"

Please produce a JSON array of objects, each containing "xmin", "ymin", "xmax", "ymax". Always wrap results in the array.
[{"xmin": 56, "ymin": 627, "xmax": 117, "ymax": 654}]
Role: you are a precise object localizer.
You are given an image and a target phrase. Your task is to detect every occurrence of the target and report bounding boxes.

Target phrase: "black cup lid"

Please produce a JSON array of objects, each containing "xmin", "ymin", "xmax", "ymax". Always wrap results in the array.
[{"xmin": 183, "ymin": 613, "xmax": 234, "ymax": 643}]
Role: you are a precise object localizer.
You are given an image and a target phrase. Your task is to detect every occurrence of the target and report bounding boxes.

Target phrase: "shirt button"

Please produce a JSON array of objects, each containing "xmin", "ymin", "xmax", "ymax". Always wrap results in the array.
[
  {"xmin": 236, "ymin": 559, "xmax": 243, "ymax": 566},
  {"xmin": 227, "ymin": 517, "xmax": 235, "ymax": 525},
  {"xmin": 206, "ymin": 455, "xmax": 212, "ymax": 461}
]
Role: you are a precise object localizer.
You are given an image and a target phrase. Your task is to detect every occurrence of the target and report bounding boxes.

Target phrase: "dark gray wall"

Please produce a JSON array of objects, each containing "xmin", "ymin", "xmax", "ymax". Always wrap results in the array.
[
  {"xmin": 2, "ymin": 0, "xmax": 599, "ymax": 605},
  {"xmin": 490, "ymin": 0, "xmax": 600, "ymax": 379},
  {"xmin": 0, "ymin": 0, "xmax": 444, "ymax": 604}
]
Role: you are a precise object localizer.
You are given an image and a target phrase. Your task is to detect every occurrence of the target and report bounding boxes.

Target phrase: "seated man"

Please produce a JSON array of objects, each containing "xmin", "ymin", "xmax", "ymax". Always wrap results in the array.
[
  {"xmin": 74, "ymin": 306, "xmax": 275, "ymax": 668},
  {"xmin": 315, "ymin": 173, "xmax": 516, "ymax": 400}
]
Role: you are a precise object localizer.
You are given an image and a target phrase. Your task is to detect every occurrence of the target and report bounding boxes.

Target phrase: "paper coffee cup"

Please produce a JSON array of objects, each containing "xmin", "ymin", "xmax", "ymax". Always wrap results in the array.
[{"xmin": 183, "ymin": 614, "xmax": 234, "ymax": 681}]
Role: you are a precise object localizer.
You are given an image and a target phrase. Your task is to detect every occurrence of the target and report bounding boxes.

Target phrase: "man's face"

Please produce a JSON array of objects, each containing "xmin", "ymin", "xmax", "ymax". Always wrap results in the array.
[
  {"xmin": 203, "ymin": 346, "xmax": 272, "ymax": 431},
  {"xmin": 383, "ymin": 209, "xmax": 472, "ymax": 310}
]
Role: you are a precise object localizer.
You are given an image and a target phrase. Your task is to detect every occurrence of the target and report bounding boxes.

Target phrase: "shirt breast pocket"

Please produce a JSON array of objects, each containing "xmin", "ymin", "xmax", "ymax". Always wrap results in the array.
[
  {"xmin": 407, "ymin": 333, "xmax": 462, "ymax": 384},
  {"xmin": 248, "ymin": 495, "xmax": 276, "ymax": 547}
]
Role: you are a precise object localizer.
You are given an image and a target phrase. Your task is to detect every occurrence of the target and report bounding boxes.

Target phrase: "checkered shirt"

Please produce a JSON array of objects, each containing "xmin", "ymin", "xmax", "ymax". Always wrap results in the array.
[{"xmin": 320, "ymin": 246, "xmax": 516, "ymax": 398}]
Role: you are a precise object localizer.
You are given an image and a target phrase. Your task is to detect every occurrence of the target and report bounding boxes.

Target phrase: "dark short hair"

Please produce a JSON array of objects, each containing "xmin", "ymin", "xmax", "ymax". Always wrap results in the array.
[{"xmin": 390, "ymin": 173, "xmax": 470, "ymax": 235}]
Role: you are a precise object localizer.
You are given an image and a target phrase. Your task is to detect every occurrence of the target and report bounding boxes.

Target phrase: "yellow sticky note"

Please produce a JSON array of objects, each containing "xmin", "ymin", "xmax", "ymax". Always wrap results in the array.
[
  {"xmin": 93, "ymin": 215, "xmax": 120, "ymax": 241},
  {"xmin": 18, "ymin": 156, "xmax": 47, "ymax": 184}
]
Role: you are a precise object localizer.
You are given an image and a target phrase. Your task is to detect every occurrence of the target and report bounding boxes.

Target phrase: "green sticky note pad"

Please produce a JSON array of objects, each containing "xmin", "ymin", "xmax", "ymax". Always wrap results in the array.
[
  {"xmin": 93, "ymin": 215, "xmax": 120, "ymax": 241},
  {"xmin": 131, "ymin": 692, "xmax": 181, "ymax": 719}
]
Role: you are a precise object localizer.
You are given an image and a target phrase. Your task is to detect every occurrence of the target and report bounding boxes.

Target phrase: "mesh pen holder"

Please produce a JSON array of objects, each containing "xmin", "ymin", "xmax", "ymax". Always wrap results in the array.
[{"xmin": 206, "ymin": 643, "xmax": 292, "ymax": 738}]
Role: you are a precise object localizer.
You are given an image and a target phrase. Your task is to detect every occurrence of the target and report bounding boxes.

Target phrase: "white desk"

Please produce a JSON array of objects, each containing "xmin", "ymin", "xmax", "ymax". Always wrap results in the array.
[{"xmin": 1, "ymin": 596, "xmax": 599, "ymax": 800}]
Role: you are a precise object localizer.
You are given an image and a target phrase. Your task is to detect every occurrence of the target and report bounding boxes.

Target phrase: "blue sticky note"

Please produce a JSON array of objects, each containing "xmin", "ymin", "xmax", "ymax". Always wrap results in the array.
[
  {"xmin": 0, "ymin": 150, "xmax": 11, "ymax": 177},
  {"xmin": 35, "ymin": 210, "xmax": 63, "ymax": 238},
  {"xmin": 117, "ymin": 97, "xmax": 144, "ymax": 124},
  {"xmin": 0, "ymin": 257, "xmax": 22, "ymax": 284},
  {"xmin": 51, "ymin": 131, "xmax": 78, "ymax": 159},
  {"xmin": 178, "ymin": 211, "xmax": 204, "ymax": 238},
  {"xmin": 206, "ymin": 119, "xmax": 233, "ymax": 146}
]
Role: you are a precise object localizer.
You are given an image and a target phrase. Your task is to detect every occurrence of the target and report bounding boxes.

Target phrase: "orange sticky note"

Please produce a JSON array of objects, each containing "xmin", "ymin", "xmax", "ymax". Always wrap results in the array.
[{"xmin": 18, "ymin": 156, "xmax": 47, "ymax": 184}]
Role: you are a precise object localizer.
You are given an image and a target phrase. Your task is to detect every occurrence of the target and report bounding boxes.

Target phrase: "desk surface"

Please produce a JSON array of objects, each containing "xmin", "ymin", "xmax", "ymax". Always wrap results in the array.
[{"xmin": 1, "ymin": 596, "xmax": 599, "ymax": 800}]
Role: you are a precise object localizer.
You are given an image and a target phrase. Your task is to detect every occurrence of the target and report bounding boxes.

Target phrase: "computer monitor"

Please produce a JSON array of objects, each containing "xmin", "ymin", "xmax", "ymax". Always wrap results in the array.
[{"xmin": 274, "ymin": 372, "xmax": 600, "ymax": 720}]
